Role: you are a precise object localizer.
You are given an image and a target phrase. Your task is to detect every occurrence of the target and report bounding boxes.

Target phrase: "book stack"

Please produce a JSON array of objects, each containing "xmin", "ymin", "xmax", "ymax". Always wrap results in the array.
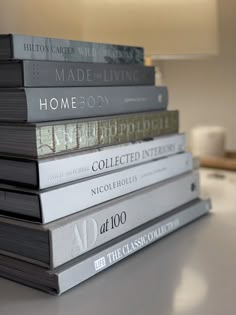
[{"xmin": 0, "ymin": 34, "xmax": 211, "ymax": 295}]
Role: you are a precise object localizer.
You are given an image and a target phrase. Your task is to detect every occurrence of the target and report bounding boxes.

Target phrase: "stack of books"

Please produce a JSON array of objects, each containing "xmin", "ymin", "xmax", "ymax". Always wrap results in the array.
[{"xmin": 0, "ymin": 34, "xmax": 211, "ymax": 295}]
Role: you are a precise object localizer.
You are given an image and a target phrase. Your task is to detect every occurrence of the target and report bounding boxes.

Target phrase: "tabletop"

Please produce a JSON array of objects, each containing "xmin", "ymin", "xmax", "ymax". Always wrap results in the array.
[{"xmin": 1, "ymin": 168, "xmax": 236, "ymax": 315}]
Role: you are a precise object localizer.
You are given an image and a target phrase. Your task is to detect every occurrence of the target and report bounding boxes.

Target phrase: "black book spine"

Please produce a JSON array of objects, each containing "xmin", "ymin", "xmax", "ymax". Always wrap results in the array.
[
  {"xmin": 25, "ymin": 86, "xmax": 168, "ymax": 122},
  {"xmin": 22, "ymin": 61, "xmax": 155, "ymax": 87}
]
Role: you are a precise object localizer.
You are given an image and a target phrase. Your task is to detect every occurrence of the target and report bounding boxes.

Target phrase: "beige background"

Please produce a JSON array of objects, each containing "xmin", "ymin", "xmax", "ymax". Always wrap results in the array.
[
  {"xmin": 0, "ymin": 0, "xmax": 83, "ymax": 38},
  {"xmin": 162, "ymin": 0, "xmax": 236, "ymax": 150}
]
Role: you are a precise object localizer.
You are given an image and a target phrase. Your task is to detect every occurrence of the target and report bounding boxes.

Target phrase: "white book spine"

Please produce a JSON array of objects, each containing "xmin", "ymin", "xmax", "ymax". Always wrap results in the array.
[
  {"xmin": 57, "ymin": 199, "xmax": 211, "ymax": 295},
  {"xmin": 38, "ymin": 134, "xmax": 186, "ymax": 189},
  {"xmin": 50, "ymin": 171, "xmax": 200, "ymax": 268},
  {"xmin": 40, "ymin": 152, "xmax": 192, "ymax": 223}
]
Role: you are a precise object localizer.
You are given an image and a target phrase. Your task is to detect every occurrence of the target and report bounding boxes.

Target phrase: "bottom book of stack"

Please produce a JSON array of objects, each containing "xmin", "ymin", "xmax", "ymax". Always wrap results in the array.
[{"xmin": 0, "ymin": 195, "xmax": 211, "ymax": 295}]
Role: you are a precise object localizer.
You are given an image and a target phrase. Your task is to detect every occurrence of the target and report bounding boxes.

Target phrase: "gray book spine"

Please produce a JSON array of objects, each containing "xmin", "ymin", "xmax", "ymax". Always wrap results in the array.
[
  {"xmin": 36, "ymin": 110, "xmax": 178, "ymax": 158},
  {"xmin": 39, "ymin": 134, "xmax": 186, "ymax": 189},
  {"xmin": 10, "ymin": 35, "xmax": 144, "ymax": 64},
  {"xmin": 25, "ymin": 86, "xmax": 168, "ymax": 122},
  {"xmin": 56, "ymin": 198, "xmax": 211, "ymax": 295},
  {"xmin": 49, "ymin": 171, "xmax": 200, "ymax": 268},
  {"xmin": 0, "ymin": 198, "xmax": 211, "ymax": 295},
  {"xmin": 23, "ymin": 61, "xmax": 154, "ymax": 87},
  {"xmin": 0, "ymin": 110, "xmax": 178, "ymax": 158},
  {"xmin": 40, "ymin": 152, "xmax": 192, "ymax": 223}
]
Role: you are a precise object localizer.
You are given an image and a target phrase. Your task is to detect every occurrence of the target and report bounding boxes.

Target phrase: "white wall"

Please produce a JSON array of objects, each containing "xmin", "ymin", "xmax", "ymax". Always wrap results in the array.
[{"xmin": 162, "ymin": 0, "xmax": 236, "ymax": 150}]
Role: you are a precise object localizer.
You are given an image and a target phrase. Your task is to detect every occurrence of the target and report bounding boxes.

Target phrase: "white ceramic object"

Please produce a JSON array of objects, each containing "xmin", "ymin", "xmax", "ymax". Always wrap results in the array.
[{"xmin": 191, "ymin": 126, "xmax": 226, "ymax": 157}]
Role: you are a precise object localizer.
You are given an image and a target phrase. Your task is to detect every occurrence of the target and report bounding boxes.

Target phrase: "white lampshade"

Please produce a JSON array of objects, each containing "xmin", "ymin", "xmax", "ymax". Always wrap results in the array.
[
  {"xmin": 78, "ymin": 0, "xmax": 219, "ymax": 58},
  {"xmin": 0, "ymin": 0, "xmax": 219, "ymax": 57}
]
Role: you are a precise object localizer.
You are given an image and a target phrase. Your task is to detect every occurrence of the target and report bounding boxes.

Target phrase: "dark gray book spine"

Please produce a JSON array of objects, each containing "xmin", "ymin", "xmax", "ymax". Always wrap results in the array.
[
  {"xmin": 25, "ymin": 86, "xmax": 168, "ymax": 122},
  {"xmin": 23, "ymin": 61, "xmax": 155, "ymax": 87},
  {"xmin": 10, "ymin": 35, "xmax": 144, "ymax": 64},
  {"xmin": 56, "ymin": 199, "xmax": 211, "ymax": 295}
]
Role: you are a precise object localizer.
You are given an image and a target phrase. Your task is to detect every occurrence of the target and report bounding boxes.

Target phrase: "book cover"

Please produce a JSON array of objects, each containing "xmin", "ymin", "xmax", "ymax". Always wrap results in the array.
[
  {"xmin": 0, "ymin": 110, "xmax": 178, "ymax": 158},
  {"xmin": 0, "ymin": 86, "xmax": 168, "ymax": 122},
  {"xmin": 0, "ymin": 152, "xmax": 192, "ymax": 223},
  {"xmin": 0, "ymin": 171, "xmax": 200, "ymax": 268},
  {"xmin": 0, "ymin": 134, "xmax": 186, "ymax": 189},
  {"xmin": 0, "ymin": 198, "xmax": 211, "ymax": 295},
  {"xmin": 0, "ymin": 61, "xmax": 155, "ymax": 87},
  {"xmin": 0, "ymin": 34, "xmax": 144, "ymax": 64}
]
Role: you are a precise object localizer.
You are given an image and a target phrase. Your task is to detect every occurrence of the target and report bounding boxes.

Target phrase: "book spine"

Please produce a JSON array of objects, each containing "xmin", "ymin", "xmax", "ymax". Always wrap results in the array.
[
  {"xmin": 11, "ymin": 35, "xmax": 144, "ymax": 64},
  {"xmin": 40, "ymin": 152, "xmax": 192, "ymax": 223},
  {"xmin": 23, "ymin": 61, "xmax": 154, "ymax": 87},
  {"xmin": 50, "ymin": 171, "xmax": 200, "ymax": 268},
  {"xmin": 36, "ymin": 110, "xmax": 178, "ymax": 157},
  {"xmin": 57, "ymin": 198, "xmax": 211, "ymax": 295},
  {"xmin": 39, "ymin": 134, "xmax": 186, "ymax": 189},
  {"xmin": 25, "ymin": 86, "xmax": 167, "ymax": 122},
  {"xmin": 0, "ymin": 36, "xmax": 11, "ymax": 59}
]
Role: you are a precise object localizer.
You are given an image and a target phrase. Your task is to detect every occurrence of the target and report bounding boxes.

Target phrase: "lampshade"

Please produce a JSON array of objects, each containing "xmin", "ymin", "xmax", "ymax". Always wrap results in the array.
[
  {"xmin": 78, "ymin": 0, "xmax": 219, "ymax": 58},
  {"xmin": 0, "ymin": 0, "xmax": 219, "ymax": 58}
]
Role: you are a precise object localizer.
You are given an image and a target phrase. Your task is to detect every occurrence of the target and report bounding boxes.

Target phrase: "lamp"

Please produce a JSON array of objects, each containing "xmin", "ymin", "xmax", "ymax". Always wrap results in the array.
[
  {"xmin": 78, "ymin": 0, "xmax": 219, "ymax": 85},
  {"xmin": 78, "ymin": 0, "xmax": 219, "ymax": 58}
]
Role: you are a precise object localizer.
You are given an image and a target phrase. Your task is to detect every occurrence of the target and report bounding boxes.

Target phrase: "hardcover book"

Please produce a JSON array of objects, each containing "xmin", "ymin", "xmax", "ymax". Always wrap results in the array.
[
  {"xmin": 0, "ymin": 152, "xmax": 192, "ymax": 223},
  {"xmin": 0, "ymin": 34, "xmax": 144, "ymax": 64},
  {"xmin": 0, "ymin": 134, "xmax": 186, "ymax": 189},
  {"xmin": 0, "ymin": 110, "xmax": 178, "ymax": 158},
  {"xmin": 0, "ymin": 198, "xmax": 211, "ymax": 295},
  {"xmin": 0, "ymin": 86, "xmax": 167, "ymax": 122},
  {"xmin": 0, "ymin": 61, "xmax": 154, "ymax": 87},
  {"xmin": 0, "ymin": 171, "xmax": 200, "ymax": 268}
]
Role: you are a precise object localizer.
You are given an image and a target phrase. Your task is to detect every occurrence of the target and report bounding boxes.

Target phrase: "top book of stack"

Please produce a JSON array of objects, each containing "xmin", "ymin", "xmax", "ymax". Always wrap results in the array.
[{"xmin": 0, "ymin": 34, "xmax": 144, "ymax": 64}]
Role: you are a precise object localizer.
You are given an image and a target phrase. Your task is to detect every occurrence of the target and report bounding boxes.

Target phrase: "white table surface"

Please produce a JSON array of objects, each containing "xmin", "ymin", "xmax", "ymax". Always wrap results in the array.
[{"xmin": 1, "ymin": 168, "xmax": 236, "ymax": 315}]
